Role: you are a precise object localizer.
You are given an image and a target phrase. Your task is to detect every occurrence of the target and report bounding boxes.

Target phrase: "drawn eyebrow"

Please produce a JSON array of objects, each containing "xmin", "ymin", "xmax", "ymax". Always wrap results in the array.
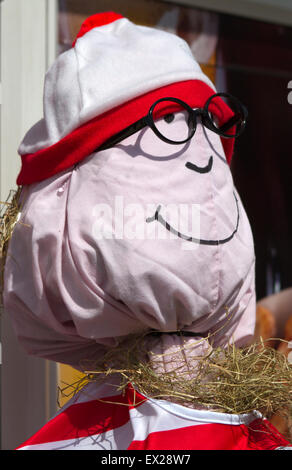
[{"xmin": 185, "ymin": 156, "xmax": 213, "ymax": 174}]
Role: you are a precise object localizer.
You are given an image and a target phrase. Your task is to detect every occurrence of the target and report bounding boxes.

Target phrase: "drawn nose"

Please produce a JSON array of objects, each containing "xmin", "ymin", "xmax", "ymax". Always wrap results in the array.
[{"xmin": 185, "ymin": 156, "xmax": 213, "ymax": 174}]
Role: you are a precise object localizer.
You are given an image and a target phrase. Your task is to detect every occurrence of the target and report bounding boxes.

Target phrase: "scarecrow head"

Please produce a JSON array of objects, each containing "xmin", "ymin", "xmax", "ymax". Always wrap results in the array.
[{"xmin": 3, "ymin": 13, "xmax": 255, "ymax": 368}]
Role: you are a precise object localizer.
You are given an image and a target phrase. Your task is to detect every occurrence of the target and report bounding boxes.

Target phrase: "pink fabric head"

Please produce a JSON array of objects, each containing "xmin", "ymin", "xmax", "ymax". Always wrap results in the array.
[{"xmin": 4, "ymin": 114, "xmax": 255, "ymax": 368}]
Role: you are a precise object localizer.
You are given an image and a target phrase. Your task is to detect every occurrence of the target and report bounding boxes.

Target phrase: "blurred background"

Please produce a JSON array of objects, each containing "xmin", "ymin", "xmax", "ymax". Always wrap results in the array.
[{"xmin": 1, "ymin": 0, "xmax": 292, "ymax": 449}]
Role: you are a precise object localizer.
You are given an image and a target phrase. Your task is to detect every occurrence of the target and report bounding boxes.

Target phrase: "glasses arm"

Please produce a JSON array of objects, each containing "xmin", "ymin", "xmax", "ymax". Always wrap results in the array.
[
  {"xmin": 218, "ymin": 112, "xmax": 244, "ymax": 134},
  {"xmin": 96, "ymin": 116, "xmax": 148, "ymax": 152}
]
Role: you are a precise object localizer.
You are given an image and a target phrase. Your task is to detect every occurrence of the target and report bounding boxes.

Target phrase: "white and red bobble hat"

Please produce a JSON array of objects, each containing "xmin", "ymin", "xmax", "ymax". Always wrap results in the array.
[{"xmin": 17, "ymin": 12, "xmax": 235, "ymax": 185}]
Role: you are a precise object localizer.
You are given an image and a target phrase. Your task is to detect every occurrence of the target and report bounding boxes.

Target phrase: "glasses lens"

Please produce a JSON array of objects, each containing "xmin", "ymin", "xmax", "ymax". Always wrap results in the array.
[
  {"xmin": 205, "ymin": 93, "xmax": 247, "ymax": 138},
  {"xmin": 150, "ymin": 99, "xmax": 195, "ymax": 144}
]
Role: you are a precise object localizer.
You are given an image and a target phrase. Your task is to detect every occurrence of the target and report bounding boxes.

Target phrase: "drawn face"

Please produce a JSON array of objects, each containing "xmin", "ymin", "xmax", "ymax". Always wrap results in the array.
[
  {"xmin": 92, "ymin": 110, "xmax": 240, "ymax": 248},
  {"xmin": 90, "ymin": 101, "xmax": 243, "ymax": 248},
  {"xmin": 144, "ymin": 113, "xmax": 240, "ymax": 246}
]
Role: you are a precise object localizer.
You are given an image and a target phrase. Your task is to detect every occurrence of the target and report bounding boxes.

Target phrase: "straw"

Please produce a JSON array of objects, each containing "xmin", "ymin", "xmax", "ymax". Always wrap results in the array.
[{"xmin": 0, "ymin": 187, "xmax": 23, "ymax": 306}]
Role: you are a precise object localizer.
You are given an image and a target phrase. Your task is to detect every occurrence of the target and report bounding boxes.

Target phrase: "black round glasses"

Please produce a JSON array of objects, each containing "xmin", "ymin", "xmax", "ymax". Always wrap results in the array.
[{"xmin": 97, "ymin": 92, "xmax": 248, "ymax": 152}]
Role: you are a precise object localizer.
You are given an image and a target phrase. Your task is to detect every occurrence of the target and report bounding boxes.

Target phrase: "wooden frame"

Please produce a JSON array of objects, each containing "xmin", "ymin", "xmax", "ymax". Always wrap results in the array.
[{"xmin": 162, "ymin": 0, "xmax": 292, "ymax": 27}]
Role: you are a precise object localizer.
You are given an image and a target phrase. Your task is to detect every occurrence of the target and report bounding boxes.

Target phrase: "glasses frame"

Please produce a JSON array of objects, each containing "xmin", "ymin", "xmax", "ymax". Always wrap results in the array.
[{"xmin": 97, "ymin": 92, "xmax": 248, "ymax": 152}]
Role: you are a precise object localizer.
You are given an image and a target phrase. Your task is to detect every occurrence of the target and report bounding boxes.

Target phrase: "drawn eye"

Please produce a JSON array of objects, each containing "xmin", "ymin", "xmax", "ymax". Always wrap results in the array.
[{"xmin": 164, "ymin": 113, "xmax": 175, "ymax": 124}]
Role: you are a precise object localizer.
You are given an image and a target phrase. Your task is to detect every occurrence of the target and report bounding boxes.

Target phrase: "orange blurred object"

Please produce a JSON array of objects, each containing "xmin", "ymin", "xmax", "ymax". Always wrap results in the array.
[
  {"xmin": 254, "ymin": 304, "xmax": 276, "ymax": 348},
  {"xmin": 277, "ymin": 315, "xmax": 292, "ymax": 356},
  {"xmin": 256, "ymin": 291, "xmax": 292, "ymax": 443}
]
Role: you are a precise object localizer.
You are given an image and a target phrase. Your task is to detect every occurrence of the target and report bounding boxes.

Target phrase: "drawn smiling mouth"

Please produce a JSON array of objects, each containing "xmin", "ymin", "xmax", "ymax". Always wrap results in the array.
[{"xmin": 146, "ymin": 192, "xmax": 239, "ymax": 246}]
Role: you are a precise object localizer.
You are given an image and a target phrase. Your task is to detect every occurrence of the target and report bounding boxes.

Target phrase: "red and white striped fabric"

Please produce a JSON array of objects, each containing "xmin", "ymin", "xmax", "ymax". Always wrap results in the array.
[{"xmin": 17, "ymin": 380, "xmax": 292, "ymax": 451}]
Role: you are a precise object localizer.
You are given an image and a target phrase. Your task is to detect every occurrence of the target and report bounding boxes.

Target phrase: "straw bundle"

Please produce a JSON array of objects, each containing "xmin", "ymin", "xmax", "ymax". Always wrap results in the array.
[
  {"xmin": 57, "ymin": 332, "xmax": 292, "ymax": 442},
  {"xmin": 0, "ymin": 187, "xmax": 22, "ymax": 306}
]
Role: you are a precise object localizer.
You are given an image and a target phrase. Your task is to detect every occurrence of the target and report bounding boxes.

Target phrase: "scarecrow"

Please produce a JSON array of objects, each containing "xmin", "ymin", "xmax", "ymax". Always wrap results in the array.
[{"xmin": 2, "ymin": 12, "xmax": 292, "ymax": 450}]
